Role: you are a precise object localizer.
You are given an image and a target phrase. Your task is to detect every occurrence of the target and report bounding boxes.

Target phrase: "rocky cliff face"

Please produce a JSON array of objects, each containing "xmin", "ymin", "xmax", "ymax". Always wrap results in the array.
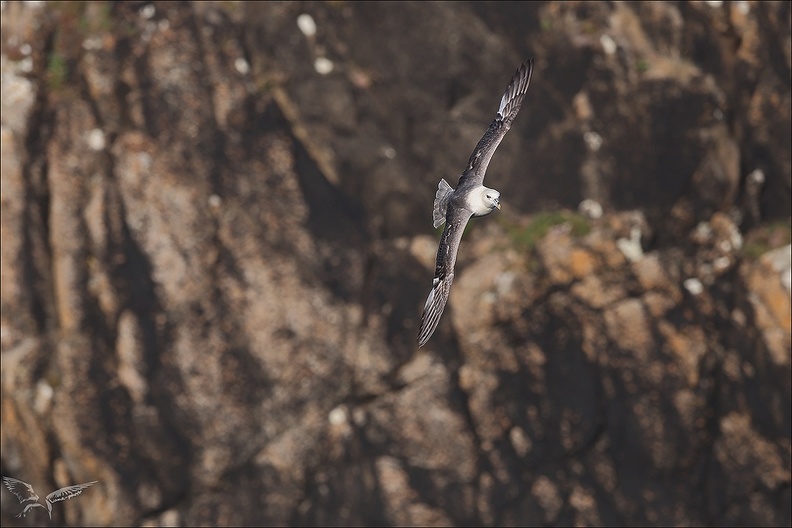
[{"xmin": 1, "ymin": 1, "xmax": 789, "ymax": 526}]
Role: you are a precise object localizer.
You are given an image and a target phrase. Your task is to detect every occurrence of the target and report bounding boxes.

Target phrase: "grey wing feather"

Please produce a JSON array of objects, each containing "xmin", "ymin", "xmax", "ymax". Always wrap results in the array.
[
  {"xmin": 458, "ymin": 58, "xmax": 534, "ymax": 188},
  {"xmin": 46, "ymin": 481, "xmax": 98, "ymax": 503},
  {"xmin": 418, "ymin": 208, "xmax": 472, "ymax": 347},
  {"xmin": 3, "ymin": 476, "xmax": 39, "ymax": 503}
]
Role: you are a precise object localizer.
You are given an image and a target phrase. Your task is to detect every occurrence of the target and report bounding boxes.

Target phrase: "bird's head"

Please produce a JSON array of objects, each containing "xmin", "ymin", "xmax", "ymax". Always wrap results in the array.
[
  {"xmin": 469, "ymin": 187, "xmax": 502, "ymax": 217},
  {"xmin": 484, "ymin": 189, "xmax": 501, "ymax": 211}
]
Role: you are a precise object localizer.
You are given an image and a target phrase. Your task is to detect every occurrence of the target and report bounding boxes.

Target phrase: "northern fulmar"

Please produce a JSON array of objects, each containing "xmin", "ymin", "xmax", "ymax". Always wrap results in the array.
[
  {"xmin": 417, "ymin": 58, "xmax": 534, "ymax": 348},
  {"xmin": 2, "ymin": 476, "xmax": 98, "ymax": 519}
]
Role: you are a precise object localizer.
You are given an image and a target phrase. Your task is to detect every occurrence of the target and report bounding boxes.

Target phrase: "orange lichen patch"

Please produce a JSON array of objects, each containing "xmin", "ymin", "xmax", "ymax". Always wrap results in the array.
[{"xmin": 569, "ymin": 248, "xmax": 596, "ymax": 279}]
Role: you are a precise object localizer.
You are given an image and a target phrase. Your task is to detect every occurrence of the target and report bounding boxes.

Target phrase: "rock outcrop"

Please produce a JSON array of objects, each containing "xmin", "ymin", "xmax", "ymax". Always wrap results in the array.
[{"xmin": 1, "ymin": 2, "xmax": 789, "ymax": 526}]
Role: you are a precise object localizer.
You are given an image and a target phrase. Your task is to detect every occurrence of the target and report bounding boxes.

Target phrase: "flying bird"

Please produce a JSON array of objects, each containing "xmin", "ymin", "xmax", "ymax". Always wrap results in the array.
[
  {"xmin": 417, "ymin": 58, "xmax": 534, "ymax": 347},
  {"xmin": 3, "ymin": 476, "xmax": 98, "ymax": 520}
]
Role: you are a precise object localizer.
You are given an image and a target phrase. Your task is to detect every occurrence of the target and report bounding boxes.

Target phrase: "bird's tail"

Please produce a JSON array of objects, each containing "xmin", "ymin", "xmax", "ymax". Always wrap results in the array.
[{"xmin": 432, "ymin": 179, "xmax": 454, "ymax": 228}]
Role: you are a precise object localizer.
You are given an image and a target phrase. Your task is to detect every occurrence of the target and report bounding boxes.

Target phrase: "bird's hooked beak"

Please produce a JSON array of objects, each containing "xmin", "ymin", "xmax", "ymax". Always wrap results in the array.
[{"xmin": 496, "ymin": 201, "xmax": 501, "ymax": 210}]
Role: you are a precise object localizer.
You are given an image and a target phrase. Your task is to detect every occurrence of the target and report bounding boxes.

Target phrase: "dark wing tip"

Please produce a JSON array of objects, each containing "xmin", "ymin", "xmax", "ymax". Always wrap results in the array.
[
  {"xmin": 512, "ymin": 57, "xmax": 534, "ymax": 85},
  {"xmin": 417, "ymin": 275, "xmax": 454, "ymax": 347},
  {"xmin": 516, "ymin": 57, "xmax": 535, "ymax": 87},
  {"xmin": 498, "ymin": 57, "xmax": 535, "ymax": 120}
]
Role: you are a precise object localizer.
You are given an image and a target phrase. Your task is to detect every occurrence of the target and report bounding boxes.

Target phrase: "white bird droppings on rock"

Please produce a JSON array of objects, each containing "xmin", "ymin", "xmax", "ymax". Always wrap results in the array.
[
  {"xmin": 713, "ymin": 256, "xmax": 731, "ymax": 273},
  {"xmin": 314, "ymin": 56, "xmax": 334, "ymax": 75},
  {"xmin": 748, "ymin": 168, "xmax": 765, "ymax": 185},
  {"xmin": 328, "ymin": 405, "xmax": 347, "ymax": 425},
  {"xmin": 600, "ymin": 34, "xmax": 617, "ymax": 55},
  {"xmin": 87, "ymin": 128, "xmax": 106, "ymax": 151},
  {"xmin": 140, "ymin": 4, "xmax": 155, "ymax": 19},
  {"xmin": 617, "ymin": 226, "xmax": 643, "ymax": 262},
  {"xmin": 583, "ymin": 130, "xmax": 602, "ymax": 151},
  {"xmin": 297, "ymin": 13, "xmax": 317, "ymax": 37},
  {"xmin": 34, "ymin": 380, "xmax": 54, "ymax": 414},
  {"xmin": 684, "ymin": 277, "xmax": 704, "ymax": 295},
  {"xmin": 234, "ymin": 57, "xmax": 250, "ymax": 75},
  {"xmin": 578, "ymin": 198, "xmax": 603, "ymax": 219}
]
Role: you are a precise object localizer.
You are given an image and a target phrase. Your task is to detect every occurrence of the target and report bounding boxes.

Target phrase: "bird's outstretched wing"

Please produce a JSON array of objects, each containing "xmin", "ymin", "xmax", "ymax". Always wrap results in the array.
[
  {"xmin": 2, "ymin": 476, "xmax": 39, "ymax": 503},
  {"xmin": 418, "ymin": 207, "xmax": 473, "ymax": 347},
  {"xmin": 458, "ymin": 58, "xmax": 534, "ymax": 188},
  {"xmin": 46, "ymin": 481, "xmax": 98, "ymax": 504},
  {"xmin": 15, "ymin": 502, "xmax": 46, "ymax": 518}
]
